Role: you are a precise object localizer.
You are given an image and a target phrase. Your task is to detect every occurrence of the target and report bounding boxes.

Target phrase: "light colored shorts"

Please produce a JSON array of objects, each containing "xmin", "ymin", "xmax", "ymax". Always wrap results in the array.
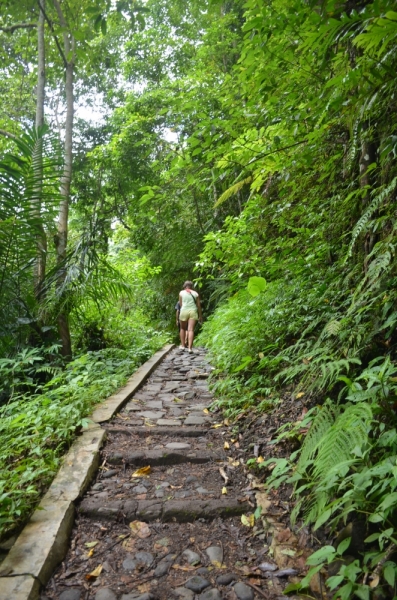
[{"xmin": 180, "ymin": 309, "xmax": 198, "ymax": 322}]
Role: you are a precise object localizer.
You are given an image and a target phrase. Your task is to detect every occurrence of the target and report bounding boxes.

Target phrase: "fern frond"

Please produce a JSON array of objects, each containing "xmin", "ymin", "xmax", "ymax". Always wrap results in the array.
[
  {"xmin": 347, "ymin": 176, "xmax": 397, "ymax": 257},
  {"xmin": 214, "ymin": 176, "xmax": 252, "ymax": 208},
  {"xmin": 312, "ymin": 403, "xmax": 372, "ymax": 480},
  {"xmin": 295, "ymin": 402, "xmax": 372, "ymax": 526},
  {"xmin": 324, "ymin": 319, "xmax": 341, "ymax": 337},
  {"xmin": 297, "ymin": 399, "xmax": 340, "ymax": 469}
]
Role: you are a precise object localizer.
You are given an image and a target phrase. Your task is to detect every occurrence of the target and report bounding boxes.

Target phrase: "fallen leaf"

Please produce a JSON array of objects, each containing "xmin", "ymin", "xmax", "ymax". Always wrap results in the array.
[
  {"xmin": 255, "ymin": 492, "xmax": 271, "ymax": 514},
  {"xmin": 280, "ymin": 549, "xmax": 296, "ymax": 557},
  {"xmin": 369, "ymin": 574, "xmax": 380, "ymax": 588},
  {"xmin": 132, "ymin": 466, "xmax": 151, "ymax": 478},
  {"xmin": 129, "ymin": 521, "xmax": 151, "ymax": 539},
  {"xmin": 144, "ymin": 421, "xmax": 156, "ymax": 427},
  {"xmin": 222, "ymin": 487, "xmax": 228, "ymax": 495},
  {"xmin": 122, "ymin": 538, "xmax": 136, "ymax": 552},
  {"xmin": 219, "ymin": 467, "xmax": 229, "ymax": 484},
  {"xmin": 248, "ymin": 578, "xmax": 262, "ymax": 585},
  {"xmin": 190, "ymin": 537, "xmax": 195, "ymax": 542},
  {"xmin": 258, "ymin": 352, "xmax": 264, "ymax": 359},
  {"xmin": 87, "ymin": 549, "xmax": 95, "ymax": 558},
  {"xmin": 256, "ymin": 456, "xmax": 264, "ymax": 463},
  {"xmin": 224, "ymin": 441, "xmax": 230, "ymax": 449},
  {"xmin": 212, "ymin": 423, "xmax": 223, "ymax": 429},
  {"xmin": 241, "ymin": 514, "xmax": 255, "ymax": 527},
  {"xmin": 172, "ymin": 564, "xmax": 196, "ymax": 571},
  {"xmin": 296, "ymin": 392, "xmax": 305, "ymax": 399},
  {"xmin": 137, "ymin": 583, "xmax": 151, "ymax": 593},
  {"xmin": 211, "ymin": 560, "xmax": 223, "ymax": 568},
  {"xmin": 85, "ymin": 564, "xmax": 103, "ymax": 580},
  {"xmin": 203, "ymin": 408, "xmax": 210, "ymax": 414},
  {"xmin": 85, "ymin": 541, "xmax": 99, "ymax": 548},
  {"xmin": 234, "ymin": 442, "xmax": 240, "ymax": 448},
  {"xmin": 230, "ymin": 438, "xmax": 237, "ymax": 443},
  {"xmin": 224, "ymin": 418, "xmax": 230, "ymax": 426}
]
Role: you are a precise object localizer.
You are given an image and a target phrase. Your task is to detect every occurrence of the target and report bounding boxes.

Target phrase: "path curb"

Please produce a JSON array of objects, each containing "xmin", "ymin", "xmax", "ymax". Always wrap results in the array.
[{"xmin": 0, "ymin": 343, "xmax": 174, "ymax": 600}]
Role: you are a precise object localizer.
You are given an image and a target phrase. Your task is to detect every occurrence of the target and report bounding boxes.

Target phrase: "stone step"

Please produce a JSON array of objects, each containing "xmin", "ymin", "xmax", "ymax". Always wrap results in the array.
[
  {"xmin": 107, "ymin": 448, "xmax": 223, "ymax": 466},
  {"xmin": 79, "ymin": 497, "xmax": 249, "ymax": 523},
  {"xmin": 104, "ymin": 426, "xmax": 209, "ymax": 437}
]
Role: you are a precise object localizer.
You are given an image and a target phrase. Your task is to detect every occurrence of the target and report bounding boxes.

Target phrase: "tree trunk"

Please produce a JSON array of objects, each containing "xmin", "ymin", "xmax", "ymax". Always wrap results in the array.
[
  {"xmin": 33, "ymin": 0, "xmax": 47, "ymax": 300},
  {"xmin": 53, "ymin": 0, "xmax": 75, "ymax": 359}
]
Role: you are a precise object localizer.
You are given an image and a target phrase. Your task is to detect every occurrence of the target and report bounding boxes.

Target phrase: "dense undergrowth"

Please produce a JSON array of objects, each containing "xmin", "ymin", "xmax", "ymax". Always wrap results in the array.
[{"xmin": 0, "ymin": 337, "xmax": 167, "ymax": 539}]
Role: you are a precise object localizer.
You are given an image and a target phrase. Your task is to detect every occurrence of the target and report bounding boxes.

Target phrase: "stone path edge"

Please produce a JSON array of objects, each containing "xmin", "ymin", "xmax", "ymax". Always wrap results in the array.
[{"xmin": 0, "ymin": 343, "xmax": 175, "ymax": 600}]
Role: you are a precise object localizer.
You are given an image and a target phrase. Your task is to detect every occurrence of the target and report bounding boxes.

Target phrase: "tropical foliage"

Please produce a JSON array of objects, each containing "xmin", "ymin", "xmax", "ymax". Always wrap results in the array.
[{"xmin": 2, "ymin": 0, "xmax": 397, "ymax": 595}]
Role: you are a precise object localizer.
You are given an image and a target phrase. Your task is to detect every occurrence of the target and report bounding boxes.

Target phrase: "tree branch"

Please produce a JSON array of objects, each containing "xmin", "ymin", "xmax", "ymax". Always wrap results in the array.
[
  {"xmin": 0, "ymin": 23, "xmax": 36, "ymax": 33},
  {"xmin": 0, "ymin": 129, "xmax": 18, "ymax": 141}
]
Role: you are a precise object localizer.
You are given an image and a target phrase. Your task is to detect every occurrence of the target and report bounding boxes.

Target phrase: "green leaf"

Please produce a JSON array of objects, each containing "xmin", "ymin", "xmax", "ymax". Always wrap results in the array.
[
  {"xmin": 337, "ymin": 537, "xmax": 351, "ymax": 556},
  {"xmin": 384, "ymin": 564, "xmax": 395, "ymax": 587},
  {"xmin": 247, "ymin": 276, "xmax": 267, "ymax": 297},
  {"xmin": 306, "ymin": 545, "xmax": 336, "ymax": 566}
]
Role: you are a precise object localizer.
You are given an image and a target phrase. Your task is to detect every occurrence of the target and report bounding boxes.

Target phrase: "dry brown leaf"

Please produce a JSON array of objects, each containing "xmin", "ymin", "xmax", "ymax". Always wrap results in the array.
[
  {"xmin": 224, "ymin": 418, "xmax": 230, "ymax": 426},
  {"xmin": 132, "ymin": 466, "xmax": 151, "ymax": 478},
  {"xmin": 172, "ymin": 564, "xmax": 196, "ymax": 571},
  {"xmin": 129, "ymin": 520, "xmax": 151, "ymax": 539},
  {"xmin": 190, "ymin": 537, "xmax": 195, "ymax": 543},
  {"xmin": 122, "ymin": 538, "xmax": 136, "ymax": 552},
  {"xmin": 255, "ymin": 492, "xmax": 271, "ymax": 514},
  {"xmin": 248, "ymin": 578, "xmax": 262, "ymax": 585},
  {"xmin": 369, "ymin": 574, "xmax": 380, "ymax": 588},
  {"xmin": 219, "ymin": 467, "xmax": 229, "ymax": 484},
  {"xmin": 85, "ymin": 564, "xmax": 103, "ymax": 580},
  {"xmin": 137, "ymin": 583, "xmax": 151, "ymax": 593}
]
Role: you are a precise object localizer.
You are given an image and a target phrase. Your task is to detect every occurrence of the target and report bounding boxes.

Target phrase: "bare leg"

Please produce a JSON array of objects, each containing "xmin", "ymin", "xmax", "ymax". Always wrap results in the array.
[
  {"xmin": 187, "ymin": 319, "xmax": 197, "ymax": 350},
  {"xmin": 180, "ymin": 321, "xmax": 188, "ymax": 348}
]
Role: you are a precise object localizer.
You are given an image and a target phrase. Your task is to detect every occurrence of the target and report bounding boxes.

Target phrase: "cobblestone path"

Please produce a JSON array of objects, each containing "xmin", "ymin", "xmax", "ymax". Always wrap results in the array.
[{"xmin": 42, "ymin": 347, "xmax": 286, "ymax": 600}]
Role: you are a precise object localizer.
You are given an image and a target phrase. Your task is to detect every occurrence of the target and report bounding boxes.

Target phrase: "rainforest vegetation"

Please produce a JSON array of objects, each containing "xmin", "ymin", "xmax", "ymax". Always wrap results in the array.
[{"xmin": 1, "ymin": 0, "xmax": 397, "ymax": 596}]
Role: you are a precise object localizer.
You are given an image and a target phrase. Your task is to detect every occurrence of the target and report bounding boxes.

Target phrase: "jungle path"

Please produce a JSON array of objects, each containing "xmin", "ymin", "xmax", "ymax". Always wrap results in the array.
[{"xmin": 42, "ymin": 347, "xmax": 294, "ymax": 600}]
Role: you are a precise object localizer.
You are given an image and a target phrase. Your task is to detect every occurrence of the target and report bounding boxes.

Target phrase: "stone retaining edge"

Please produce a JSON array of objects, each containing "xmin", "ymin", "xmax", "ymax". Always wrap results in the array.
[{"xmin": 0, "ymin": 343, "xmax": 175, "ymax": 600}]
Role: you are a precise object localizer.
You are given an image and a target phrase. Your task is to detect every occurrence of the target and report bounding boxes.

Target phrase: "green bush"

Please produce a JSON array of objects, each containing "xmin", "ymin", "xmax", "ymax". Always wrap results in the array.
[{"xmin": 0, "ymin": 343, "xmax": 165, "ymax": 538}]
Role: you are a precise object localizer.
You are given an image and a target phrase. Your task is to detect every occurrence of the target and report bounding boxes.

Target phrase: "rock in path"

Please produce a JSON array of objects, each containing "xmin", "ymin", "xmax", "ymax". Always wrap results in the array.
[
  {"xmin": 59, "ymin": 591, "xmax": 81, "ymax": 600},
  {"xmin": 182, "ymin": 548, "xmax": 201, "ymax": 565},
  {"xmin": 185, "ymin": 576, "xmax": 211, "ymax": 593},
  {"xmin": 205, "ymin": 545, "xmax": 223, "ymax": 565},
  {"xmin": 216, "ymin": 572, "xmax": 237, "ymax": 585},
  {"xmin": 172, "ymin": 588, "xmax": 194, "ymax": 600},
  {"xmin": 233, "ymin": 582, "xmax": 254, "ymax": 600},
  {"xmin": 199, "ymin": 589, "xmax": 222, "ymax": 600},
  {"xmin": 95, "ymin": 589, "xmax": 118, "ymax": 600}
]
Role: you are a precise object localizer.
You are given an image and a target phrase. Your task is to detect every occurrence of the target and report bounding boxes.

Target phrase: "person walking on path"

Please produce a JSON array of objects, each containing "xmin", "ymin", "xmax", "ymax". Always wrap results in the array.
[
  {"xmin": 178, "ymin": 281, "xmax": 203, "ymax": 352},
  {"xmin": 175, "ymin": 299, "xmax": 188, "ymax": 346}
]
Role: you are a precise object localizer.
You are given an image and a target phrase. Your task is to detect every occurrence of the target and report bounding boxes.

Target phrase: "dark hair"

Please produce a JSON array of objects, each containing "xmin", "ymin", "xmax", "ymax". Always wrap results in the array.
[{"xmin": 183, "ymin": 280, "xmax": 194, "ymax": 289}]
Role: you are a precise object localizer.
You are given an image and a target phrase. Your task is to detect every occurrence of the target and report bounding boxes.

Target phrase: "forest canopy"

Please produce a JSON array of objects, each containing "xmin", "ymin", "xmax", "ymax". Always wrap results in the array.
[{"xmin": 2, "ymin": 0, "xmax": 397, "ymax": 595}]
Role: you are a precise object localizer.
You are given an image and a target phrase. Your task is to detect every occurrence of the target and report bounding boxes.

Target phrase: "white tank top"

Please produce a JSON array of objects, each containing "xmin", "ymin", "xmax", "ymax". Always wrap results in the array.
[{"xmin": 180, "ymin": 289, "xmax": 198, "ymax": 310}]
